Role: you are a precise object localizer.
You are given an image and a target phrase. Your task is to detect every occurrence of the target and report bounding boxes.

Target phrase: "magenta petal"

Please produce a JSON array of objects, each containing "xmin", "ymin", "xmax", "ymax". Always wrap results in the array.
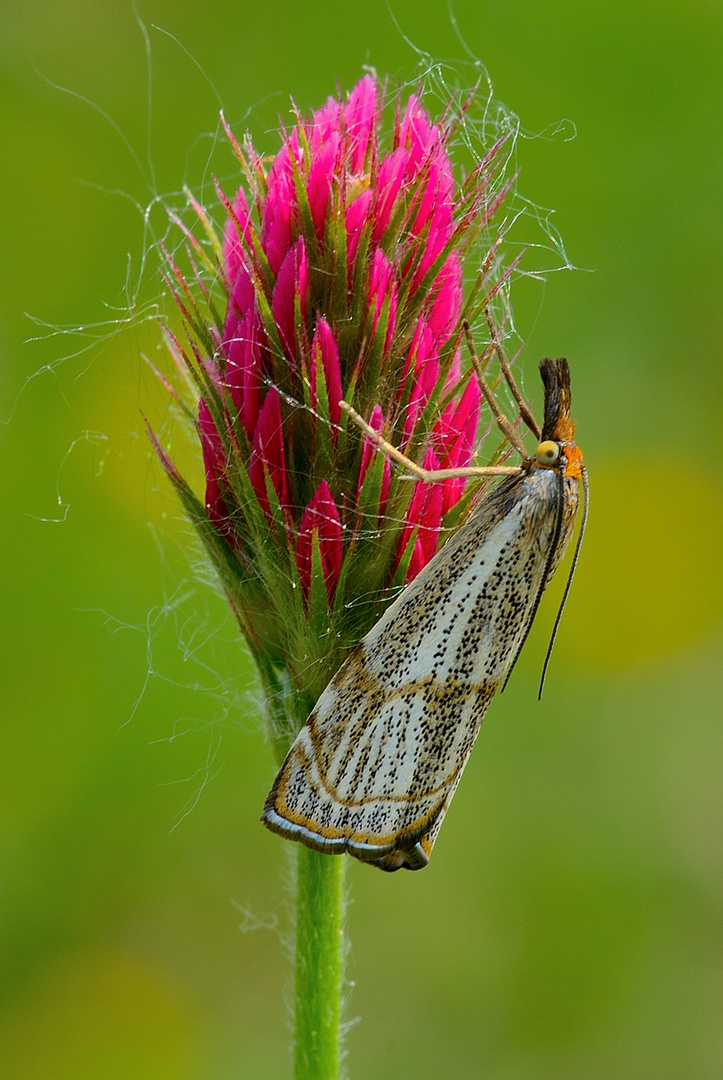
[
  {"xmin": 272, "ymin": 238, "xmax": 309, "ymax": 360},
  {"xmin": 401, "ymin": 398, "xmax": 422, "ymax": 448},
  {"xmin": 262, "ymin": 166, "xmax": 295, "ymax": 276},
  {"xmin": 310, "ymin": 318, "xmax": 342, "ymax": 429},
  {"xmin": 345, "ymin": 189, "xmax": 372, "ymax": 268},
  {"xmin": 435, "ymin": 377, "xmax": 481, "ymax": 516},
  {"xmin": 357, "ymin": 403, "xmax": 384, "ymax": 492},
  {"xmin": 372, "ymin": 149, "xmax": 408, "ymax": 242},
  {"xmin": 417, "ymin": 481, "xmax": 444, "ymax": 564},
  {"xmin": 309, "ymin": 98, "xmax": 343, "ymax": 150},
  {"xmin": 399, "ymin": 95, "xmax": 447, "ymax": 181},
  {"xmin": 444, "ymin": 353, "xmax": 464, "ymax": 398},
  {"xmin": 199, "ymin": 399, "xmax": 230, "ymax": 528},
  {"xmin": 343, "ymin": 74, "xmax": 378, "ymax": 172},
  {"xmin": 405, "ymin": 320, "xmax": 434, "ymax": 376},
  {"xmin": 398, "ymin": 94, "xmax": 432, "ymax": 156},
  {"xmin": 296, "ymin": 479, "xmax": 343, "ymax": 602},
  {"xmin": 224, "ymin": 261, "xmax": 256, "ymax": 345},
  {"xmin": 408, "ymin": 157, "xmax": 453, "ymax": 235},
  {"xmin": 400, "ymin": 322, "xmax": 436, "ymax": 443},
  {"xmin": 199, "ymin": 397, "xmax": 221, "ymax": 464},
  {"xmin": 224, "ymin": 314, "xmax": 266, "ymax": 441},
  {"xmin": 416, "ymin": 352, "xmax": 440, "ymax": 401},
  {"xmin": 426, "ymin": 255, "xmax": 463, "ymax": 343},
  {"xmin": 367, "ymin": 249, "xmax": 398, "ymax": 354},
  {"xmin": 223, "ymin": 188, "xmax": 253, "ymax": 289},
  {"xmin": 405, "ymin": 539, "xmax": 426, "ymax": 584},
  {"xmin": 368, "ymin": 247, "xmax": 393, "ymax": 302},
  {"xmin": 398, "ymin": 447, "xmax": 443, "ymax": 571},
  {"xmin": 402, "ymin": 364, "xmax": 440, "ymax": 448},
  {"xmin": 397, "ymin": 447, "xmax": 445, "ymax": 580},
  {"xmin": 439, "ymin": 377, "xmax": 481, "ymax": 467},
  {"xmin": 203, "ymin": 470, "xmax": 230, "ymax": 532},
  {"xmin": 413, "ymin": 224, "xmax": 451, "ymax": 286},
  {"xmin": 307, "ymin": 134, "xmax": 339, "ymax": 240},
  {"xmin": 434, "ymin": 378, "xmax": 476, "ymax": 451},
  {"xmin": 248, "ymin": 388, "xmax": 289, "ymax": 515}
]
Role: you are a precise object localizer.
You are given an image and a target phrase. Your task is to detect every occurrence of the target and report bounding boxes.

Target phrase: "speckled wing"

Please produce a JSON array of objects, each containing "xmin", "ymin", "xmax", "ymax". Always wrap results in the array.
[{"xmin": 262, "ymin": 465, "xmax": 579, "ymax": 871}]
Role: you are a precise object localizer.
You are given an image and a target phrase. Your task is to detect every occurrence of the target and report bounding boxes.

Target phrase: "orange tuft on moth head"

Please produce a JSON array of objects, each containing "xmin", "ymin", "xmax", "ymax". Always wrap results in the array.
[{"xmin": 563, "ymin": 442, "xmax": 584, "ymax": 480}]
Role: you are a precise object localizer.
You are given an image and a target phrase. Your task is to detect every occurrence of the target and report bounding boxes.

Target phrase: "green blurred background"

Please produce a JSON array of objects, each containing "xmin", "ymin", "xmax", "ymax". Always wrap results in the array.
[{"xmin": 2, "ymin": 1, "xmax": 722, "ymax": 1077}]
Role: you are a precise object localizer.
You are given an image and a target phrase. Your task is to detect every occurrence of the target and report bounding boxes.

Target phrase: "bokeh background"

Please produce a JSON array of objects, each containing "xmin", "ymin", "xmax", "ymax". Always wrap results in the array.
[{"xmin": 2, "ymin": 1, "xmax": 722, "ymax": 1078}]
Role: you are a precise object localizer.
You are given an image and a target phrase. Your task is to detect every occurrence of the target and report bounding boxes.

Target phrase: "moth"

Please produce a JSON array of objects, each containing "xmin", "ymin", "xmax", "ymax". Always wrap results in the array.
[{"xmin": 262, "ymin": 352, "xmax": 587, "ymax": 871}]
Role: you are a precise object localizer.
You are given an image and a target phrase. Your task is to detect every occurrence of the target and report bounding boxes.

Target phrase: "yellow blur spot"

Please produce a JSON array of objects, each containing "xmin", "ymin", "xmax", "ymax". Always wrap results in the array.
[
  {"xmin": 76, "ymin": 326, "xmax": 205, "ymax": 530},
  {"xmin": 558, "ymin": 460, "xmax": 723, "ymax": 671},
  {"xmin": 0, "ymin": 951, "xmax": 195, "ymax": 1080}
]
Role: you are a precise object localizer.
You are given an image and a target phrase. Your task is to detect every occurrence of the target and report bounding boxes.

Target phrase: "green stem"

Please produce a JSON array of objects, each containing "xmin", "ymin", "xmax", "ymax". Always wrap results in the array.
[{"xmin": 294, "ymin": 846, "xmax": 345, "ymax": 1080}]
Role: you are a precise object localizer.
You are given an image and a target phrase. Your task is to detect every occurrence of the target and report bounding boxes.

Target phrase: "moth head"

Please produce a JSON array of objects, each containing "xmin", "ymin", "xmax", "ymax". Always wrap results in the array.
[{"xmin": 534, "ymin": 440, "xmax": 561, "ymax": 468}]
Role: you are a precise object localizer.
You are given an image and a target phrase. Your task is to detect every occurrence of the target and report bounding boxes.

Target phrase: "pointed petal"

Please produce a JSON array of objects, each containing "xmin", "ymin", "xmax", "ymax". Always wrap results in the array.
[
  {"xmin": 224, "ymin": 260, "xmax": 256, "ymax": 345},
  {"xmin": 224, "ymin": 313, "xmax": 267, "ymax": 441},
  {"xmin": 262, "ymin": 165, "xmax": 295, "ymax": 276},
  {"xmin": 372, "ymin": 148, "xmax": 407, "ymax": 242},
  {"xmin": 426, "ymin": 255, "xmax": 463, "ymax": 344},
  {"xmin": 307, "ymin": 133, "xmax": 339, "ymax": 240},
  {"xmin": 248, "ymin": 388, "xmax": 289, "ymax": 515},
  {"xmin": 310, "ymin": 318, "xmax": 342, "ymax": 428},
  {"xmin": 367, "ymin": 248, "xmax": 397, "ymax": 356},
  {"xmin": 397, "ymin": 446, "xmax": 445, "ymax": 578},
  {"xmin": 296, "ymin": 479, "xmax": 343, "ymax": 602},
  {"xmin": 271, "ymin": 238, "xmax": 309, "ymax": 360},
  {"xmin": 223, "ymin": 187, "xmax": 253, "ymax": 289},
  {"xmin": 308, "ymin": 97, "xmax": 343, "ymax": 149},
  {"xmin": 343, "ymin": 74, "xmax": 378, "ymax": 172},
  {"xmin": 345, "ymin": 189, "xmax": 372, "ymax": 268},
  {"xmin": 199, "ymin": 398, "xmax": 230, "ymax": 528}
]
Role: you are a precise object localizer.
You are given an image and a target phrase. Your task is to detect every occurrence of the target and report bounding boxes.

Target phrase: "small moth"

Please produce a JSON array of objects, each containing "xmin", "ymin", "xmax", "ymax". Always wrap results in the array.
[{"xmin": 262, "ymin": 354, "xmax": 587, "ymax": 871}]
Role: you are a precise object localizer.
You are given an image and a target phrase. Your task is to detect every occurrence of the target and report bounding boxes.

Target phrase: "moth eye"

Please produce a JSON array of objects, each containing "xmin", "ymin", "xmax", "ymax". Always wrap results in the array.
[{"xmin": 535, "ymin": 440, "xmax": 561, "ymax": 467}]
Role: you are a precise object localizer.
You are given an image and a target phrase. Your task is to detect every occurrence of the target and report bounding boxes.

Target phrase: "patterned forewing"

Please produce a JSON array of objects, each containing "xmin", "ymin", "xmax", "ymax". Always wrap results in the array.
[{"xmin": 264, "ymin": 468, "xmax": 578, "ymax": 864}]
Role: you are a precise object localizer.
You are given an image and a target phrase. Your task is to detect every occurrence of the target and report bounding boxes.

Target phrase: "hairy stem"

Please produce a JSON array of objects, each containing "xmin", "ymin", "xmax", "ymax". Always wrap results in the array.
[{"xmin": 294, "ymin": 846, "xmax": 345, "ymax": 1080}]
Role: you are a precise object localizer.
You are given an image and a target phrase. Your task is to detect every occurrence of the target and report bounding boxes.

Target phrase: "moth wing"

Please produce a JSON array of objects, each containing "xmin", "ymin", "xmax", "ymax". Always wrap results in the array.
[
  {"xmin": 262, "ymin": 481, "xmax": 534, "ymax": 870},
  {"xmin": 262, "ymin": 636, "xmax": 501, "ymax": 870}
]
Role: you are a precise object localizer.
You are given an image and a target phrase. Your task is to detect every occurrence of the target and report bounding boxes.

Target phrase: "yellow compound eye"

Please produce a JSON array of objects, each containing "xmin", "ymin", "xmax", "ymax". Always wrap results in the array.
[{"xmin": 534, "ymin": 440, "xmax": 561, "ymax": 467}]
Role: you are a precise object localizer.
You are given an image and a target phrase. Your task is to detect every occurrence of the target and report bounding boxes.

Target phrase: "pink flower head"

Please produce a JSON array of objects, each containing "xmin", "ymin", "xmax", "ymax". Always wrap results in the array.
[{"xmin": 158, "ymin": 75, "xmax": 515, "ymax": 721}]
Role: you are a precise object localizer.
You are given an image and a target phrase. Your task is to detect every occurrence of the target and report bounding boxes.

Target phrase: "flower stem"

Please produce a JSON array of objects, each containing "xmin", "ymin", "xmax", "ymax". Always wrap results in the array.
[{"xmin": 294, "ymin": 846, "xmax": 345, "ymax": 1080}]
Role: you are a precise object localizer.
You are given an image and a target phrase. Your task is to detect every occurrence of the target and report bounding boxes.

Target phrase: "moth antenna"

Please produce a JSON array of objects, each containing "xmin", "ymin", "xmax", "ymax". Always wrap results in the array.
[
  {"xmin": 463, "ymin": 322, "xmax": 529, "ymax": 457},
  {"xmin": 538, "ymin": 460, "xmax": 589, "ymax": 699},
  {"xmin": 484, "ymin": 307, "xmax": 541, "ymax": 439},
  {"xmin": 500, "ymin": 464, "xmax": 567, "ymax": 694}
]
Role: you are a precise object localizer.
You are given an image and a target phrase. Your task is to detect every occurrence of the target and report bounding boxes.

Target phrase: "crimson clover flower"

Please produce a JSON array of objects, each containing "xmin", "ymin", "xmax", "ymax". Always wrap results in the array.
[{"xmin": 153, "ymin": 75, "xmax": 516, "ymax": 760}]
